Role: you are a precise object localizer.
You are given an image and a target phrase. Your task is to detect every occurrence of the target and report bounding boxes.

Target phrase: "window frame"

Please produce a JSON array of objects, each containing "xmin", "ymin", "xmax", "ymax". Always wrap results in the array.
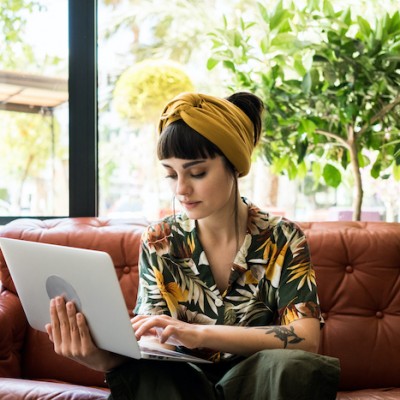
[
  {"xmin": 68, "ymin": 0, "xmax": 98, "ymax": 217},
  {"xmin": 0, "ymin": 0, "xmax": 98, "ymax": 225}
]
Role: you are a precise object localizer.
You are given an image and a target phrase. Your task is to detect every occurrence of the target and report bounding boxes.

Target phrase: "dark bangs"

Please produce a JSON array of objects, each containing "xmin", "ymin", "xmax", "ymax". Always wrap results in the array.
[{"xmin": 157, "ymin": 119, "xmax": 223, "ymax": 160}]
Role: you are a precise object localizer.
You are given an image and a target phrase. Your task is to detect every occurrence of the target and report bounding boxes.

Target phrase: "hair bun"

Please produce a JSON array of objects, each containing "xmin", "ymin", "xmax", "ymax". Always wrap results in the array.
[{"xmin": 225, "ymin": 92, "xmax": 264, "ymax": 146}]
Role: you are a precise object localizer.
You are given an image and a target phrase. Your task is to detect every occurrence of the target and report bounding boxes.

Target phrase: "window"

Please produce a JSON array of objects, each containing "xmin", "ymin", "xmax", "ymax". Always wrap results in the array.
[
  {"xmin": 1, "ymin": 0, "xmax": 399, "ymax": 225},
  {"xmin": 0, "ymin": 0, "xmax": 97, "ymax": 224},
  {"xmin": 96, "ymin": 0, "xmax": 248, "ymax": 221},
  {"xmin": 0, "ymin": 0, "xmax": 69, "ymax": 223},
  {"xmin": 96, "ymin": 0, "xmax": 400, "ymax": 224}
]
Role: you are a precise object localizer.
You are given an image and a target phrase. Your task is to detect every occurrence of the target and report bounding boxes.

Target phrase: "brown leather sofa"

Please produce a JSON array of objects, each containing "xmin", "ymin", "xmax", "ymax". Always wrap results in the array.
[{"xmin": 0, "ymin": 217, "xmax": 399, "ymax": 399}]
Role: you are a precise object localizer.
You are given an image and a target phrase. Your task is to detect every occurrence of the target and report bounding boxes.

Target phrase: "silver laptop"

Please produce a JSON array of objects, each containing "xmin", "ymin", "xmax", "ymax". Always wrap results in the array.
[{"xmin": 0, "ymin": 237, "xmax": 211, "ymax": 364}]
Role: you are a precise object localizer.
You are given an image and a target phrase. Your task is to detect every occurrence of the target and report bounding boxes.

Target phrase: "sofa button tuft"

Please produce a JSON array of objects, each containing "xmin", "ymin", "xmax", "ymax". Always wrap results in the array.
[
  {"xmin": 123, "ymin": 266, "xmax": 131, "ymax": 274},
  {"xmin": 345, "ymin": 265, "xmax": 353, "ymax": 273},
  {"xmin": 376, "ymin": 311, "xmax": 384, "ymax": 319},
  {"xmin": 322, "ymin": 313, "xmax": 328, "ymax": 320}
]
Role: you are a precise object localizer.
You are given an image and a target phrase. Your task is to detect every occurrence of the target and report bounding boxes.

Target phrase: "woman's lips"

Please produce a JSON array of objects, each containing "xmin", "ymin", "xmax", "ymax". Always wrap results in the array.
[{"xmin": 180, "ymin": 201, "xmax": 201, "ymax": 210}]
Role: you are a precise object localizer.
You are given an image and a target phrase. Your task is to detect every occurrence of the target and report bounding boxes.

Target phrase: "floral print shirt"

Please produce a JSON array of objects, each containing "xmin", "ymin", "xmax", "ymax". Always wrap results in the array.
[{"xmin": 134, "ymin": 198, "xmax": 322, "ymax": 360}]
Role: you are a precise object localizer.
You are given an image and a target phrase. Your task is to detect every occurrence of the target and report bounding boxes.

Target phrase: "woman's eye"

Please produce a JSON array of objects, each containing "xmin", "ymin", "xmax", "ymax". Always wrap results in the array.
[
  {"xmin": 191, "ymin": 172, "xmax": 206, "ymax": 178},
  {"xmin": 164, "ymin": 171, "xmax": 205, "ymax": 179}
]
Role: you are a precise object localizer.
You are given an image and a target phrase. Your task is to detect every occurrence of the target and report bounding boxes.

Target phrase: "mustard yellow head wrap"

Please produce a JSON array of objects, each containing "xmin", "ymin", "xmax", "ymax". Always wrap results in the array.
[{"xmin": 158, "ymin": 92, "xmax": 255, "ymax": 177}]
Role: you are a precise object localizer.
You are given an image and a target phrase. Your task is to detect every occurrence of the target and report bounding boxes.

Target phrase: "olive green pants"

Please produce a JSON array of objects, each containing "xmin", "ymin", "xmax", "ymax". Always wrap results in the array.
[{"xmin": 105, "ymin": 349, "xmax": 340, "ymax": 400}]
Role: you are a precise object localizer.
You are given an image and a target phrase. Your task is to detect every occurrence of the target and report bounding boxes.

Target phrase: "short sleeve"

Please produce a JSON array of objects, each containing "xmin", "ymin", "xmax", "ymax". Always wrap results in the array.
[
  {"xmin": 274, "ymin": 221, "xmax": 322, "ymax": 326},
  {"xmin": 133, "ymin": 225, "xmax": 171, "ymax": 316}
]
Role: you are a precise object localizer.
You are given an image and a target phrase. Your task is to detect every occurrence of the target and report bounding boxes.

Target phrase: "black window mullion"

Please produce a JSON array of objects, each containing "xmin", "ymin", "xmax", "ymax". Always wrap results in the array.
[{"xmin": 68, "ymin": 0, "xmax": 98, "ymax": 217}]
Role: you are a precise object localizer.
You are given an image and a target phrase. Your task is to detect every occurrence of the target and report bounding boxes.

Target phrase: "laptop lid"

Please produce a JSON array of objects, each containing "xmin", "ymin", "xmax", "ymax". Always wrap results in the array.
[{"xmin": 0, "ymin": 237, "xmax": 211, "ymax": 363}]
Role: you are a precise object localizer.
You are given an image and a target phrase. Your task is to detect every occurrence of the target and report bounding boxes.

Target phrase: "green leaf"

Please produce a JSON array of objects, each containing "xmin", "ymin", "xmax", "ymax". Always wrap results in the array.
[
  {"xmin": 237, "ymin": 71, "xmax": 252, "ymax": 87},
  {"xmin": 323, "ymin": 0, "xmax": 335, "ymax": 17},
  {"xmin": 240, "ymin": 17, "xmax": 245, "ymax": 32},
  {"xmin": 274, "ymin": 0, "xmax": 284, "ymax": 14},
  {"xmin": 300, "ymin": 119, "xmax": 317, "ymax": 135},
  {"xmin": 388, "ymin": 11, "xmax": 400, "ymax": 35},
  {"xmin": 270, "ymin": 33, "xmax": 298, "ymax": 48},
  {"xmin": 234, "ymin": 31, "xmax": 242, "ymax": 47},
  {"xmin": 307, "ymin": 0, "xmax": 320, "ymax": 12},
  {"xmin": 302, "ymin": 72, "xmax": 312, "ymax": 94},
  {"xmin": 223, "ymin": 15, "xmax": 228, "ymax": 29},
  {"xmin": 312, "ymin": 162, "xmax": 322, "ymax": 181},
  {"xmin": 206, "ymin": 58, "xmax": 219, "ymax": 70},
  {"xmin": 395, "ymin": 143, "xmax": 400, "ymax": 165},
  {"xmin": 271, "ymin": 155, "xmax": 289, "ymax": 174},
  {"xmin": 295, "ymin": 134, "xmax": 308, "ymax": 163},
  {"xmin": 287, "ymin": 159, "xmax": 298, "ymax": 180},
  {"xmin": 270, "ymin": 9, "xmax": 292, "ymax": 33},
  {"xmin": 297, "ymin": 160, "xmax": 307, "ymax": 179},
  {"xmin": 323, "ymin": 65, "xmax": 336, "ymax": 84},
  {"xmin": 309, "ymin": 68, "xmax": 320, "ymax": 89},
  {"xmin": 260, "ymin": 37, "xmax": 269, "ymax": 54},
  {"xmin": 294, "ymin": 58, "xmax": 306, "ymax": 76},
  {"xmin": 222, "ymin": 60, "xmax": 236, "ymax": 72},
  {"xmin": 357, "ymin": 153, "xmax": 370, "ymax": 168},
  {"xmin": 357, "ymin": 16, "xmax": 372, "ymax": 39},
  {"xmin": 393, "ymin": 164, "xmax": 400, "ymax": 181},
  {"xmin": 323, "ymin": 164, "xmax": 342, "ymax": 187},
  {"xmin": 371, "ymin": 159, "xmax": 381, "ymax": 179},
  {"xmin": 340, "ymin": 8, "xmax": 352, "ymax": 28},
  {"xmin": 257, "ymin": 1, "xmax": 269, "ymax": 24}
]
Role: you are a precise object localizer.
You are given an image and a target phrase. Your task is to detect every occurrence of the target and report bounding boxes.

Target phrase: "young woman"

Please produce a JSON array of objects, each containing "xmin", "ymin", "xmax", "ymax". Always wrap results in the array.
[{"xmin": 46, "ymin": 91, "xmax": 340, "ymax": 399}]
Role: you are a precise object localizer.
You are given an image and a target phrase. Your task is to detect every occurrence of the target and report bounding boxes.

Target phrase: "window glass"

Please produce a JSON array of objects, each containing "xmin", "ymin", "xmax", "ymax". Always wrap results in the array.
[
  {"xmin": 98, "ymin": 0, "xmax": 400, "ymax": 223},
  {"xmin": 0, "ymin": 0, "xmax": 68, "ymax": 217},
  {"xmin": 97, "ymin": 0, "xmax": 235, "ymax": 221}
]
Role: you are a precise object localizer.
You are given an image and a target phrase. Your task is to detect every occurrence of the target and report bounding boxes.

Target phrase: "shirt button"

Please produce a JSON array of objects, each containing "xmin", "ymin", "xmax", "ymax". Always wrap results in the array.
[{"xmin": 215, "ymin": 299, "xmax": 223, "ymax": 307}]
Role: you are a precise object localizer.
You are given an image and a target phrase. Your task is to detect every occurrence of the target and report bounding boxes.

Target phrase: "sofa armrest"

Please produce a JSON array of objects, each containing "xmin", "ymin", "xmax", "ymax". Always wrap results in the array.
[{"xmin": 0, "ymin": 289, "xmax": 28, "ymax": 378}]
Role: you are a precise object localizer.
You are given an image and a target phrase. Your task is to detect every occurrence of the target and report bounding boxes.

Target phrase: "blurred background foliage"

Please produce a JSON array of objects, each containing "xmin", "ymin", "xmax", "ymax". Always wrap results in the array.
[{"xmin": 207, "ymin": 0, "xmax": 400, "ymax": 220}]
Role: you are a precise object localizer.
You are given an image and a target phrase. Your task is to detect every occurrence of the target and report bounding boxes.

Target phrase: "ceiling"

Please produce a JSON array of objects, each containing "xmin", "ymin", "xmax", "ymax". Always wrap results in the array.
[{"xmin": 0, "ymin": 70, "xmax": 68, "ymax": 114}]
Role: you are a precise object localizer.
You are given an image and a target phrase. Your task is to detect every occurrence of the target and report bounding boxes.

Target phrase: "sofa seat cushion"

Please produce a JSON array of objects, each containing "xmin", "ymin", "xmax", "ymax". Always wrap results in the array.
[
  {"xmin": 0, "ymin": 378, "xmax": 109, "ymax": 400},
  {"xmin": 337, "ymin": 387, "xmax": 400, "ymax": 399}
]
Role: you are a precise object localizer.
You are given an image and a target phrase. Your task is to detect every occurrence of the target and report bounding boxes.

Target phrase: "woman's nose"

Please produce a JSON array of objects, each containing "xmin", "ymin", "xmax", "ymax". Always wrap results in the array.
[{"xmin": 175, "ymin": 176, "xmax": 191, "ymax": 196}]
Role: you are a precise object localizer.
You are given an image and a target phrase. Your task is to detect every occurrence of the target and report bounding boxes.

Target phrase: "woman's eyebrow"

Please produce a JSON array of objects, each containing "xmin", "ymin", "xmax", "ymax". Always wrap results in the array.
[
  {"xmin": 161, "ymin": 160, "xmax": 207, "ymax": 169},
  {"xmin": 182, "ymin": 160, "xmax": 207, "ymax": 169}
]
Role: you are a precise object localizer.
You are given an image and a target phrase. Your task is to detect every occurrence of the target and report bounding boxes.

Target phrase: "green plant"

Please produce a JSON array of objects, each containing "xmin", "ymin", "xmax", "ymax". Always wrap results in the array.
[{"xmin": 208, "ymin": 0, "xmax": 400, "ymax": 220}]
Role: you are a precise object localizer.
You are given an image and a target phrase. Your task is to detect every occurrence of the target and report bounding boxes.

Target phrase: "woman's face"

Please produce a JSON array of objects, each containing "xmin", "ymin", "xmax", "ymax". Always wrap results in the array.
[{"xmin": 161, "ymin": 156, "xmax": 236, "ymax": 221}]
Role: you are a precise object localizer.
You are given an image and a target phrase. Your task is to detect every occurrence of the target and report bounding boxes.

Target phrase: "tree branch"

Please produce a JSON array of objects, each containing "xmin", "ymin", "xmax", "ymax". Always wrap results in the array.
[
  {"xmin": 357, "ymin": 94, "xmax": 400, "ymax": 137},
  {"xmin": 315, "ymin": 129, "xmax": 350, "ymax": 148}
]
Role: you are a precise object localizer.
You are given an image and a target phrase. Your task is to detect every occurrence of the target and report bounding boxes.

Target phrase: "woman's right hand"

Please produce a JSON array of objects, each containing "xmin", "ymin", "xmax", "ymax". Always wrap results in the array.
[{"xmin": 45, "ymin": 296, "xmax": 126, "ymax": 372}]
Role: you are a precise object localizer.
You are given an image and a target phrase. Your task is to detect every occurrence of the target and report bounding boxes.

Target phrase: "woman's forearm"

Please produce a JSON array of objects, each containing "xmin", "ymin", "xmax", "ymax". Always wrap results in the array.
[{"xmin": 196, "ymin": 318, "xmax": 320, "ymax": 356}]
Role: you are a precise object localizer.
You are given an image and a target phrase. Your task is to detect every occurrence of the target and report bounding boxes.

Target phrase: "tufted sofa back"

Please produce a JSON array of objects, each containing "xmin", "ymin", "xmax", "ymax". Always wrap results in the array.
[
  {"xmin": 0, "ymin": 218, "xmax": 399, "ymax": 392},
  {"xmin": 300, "ymin": 221, "xmax": 400, "ymax": 390}
]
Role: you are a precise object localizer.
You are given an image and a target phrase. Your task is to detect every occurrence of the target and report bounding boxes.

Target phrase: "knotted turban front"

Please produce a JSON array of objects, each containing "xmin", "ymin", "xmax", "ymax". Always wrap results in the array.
[{"xmin": 158, "ymin": 92, "xmax": 255, "ymax": 177}]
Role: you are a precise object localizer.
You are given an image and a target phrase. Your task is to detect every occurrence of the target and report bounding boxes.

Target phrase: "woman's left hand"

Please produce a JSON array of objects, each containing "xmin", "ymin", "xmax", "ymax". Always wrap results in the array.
[{"xmin": 131, "ymin": 314, "xmax": 203, "ymax": 349}]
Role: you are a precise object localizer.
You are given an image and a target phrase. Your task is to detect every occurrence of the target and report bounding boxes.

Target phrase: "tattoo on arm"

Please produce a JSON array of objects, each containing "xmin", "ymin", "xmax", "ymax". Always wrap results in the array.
[
  {"xmin": 266, "ymin": 326, "xmax": 304, "ymax": 348},
  {"xmin": 252, "ymin": 326, "xmax": 305, "ymax": 348}
]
